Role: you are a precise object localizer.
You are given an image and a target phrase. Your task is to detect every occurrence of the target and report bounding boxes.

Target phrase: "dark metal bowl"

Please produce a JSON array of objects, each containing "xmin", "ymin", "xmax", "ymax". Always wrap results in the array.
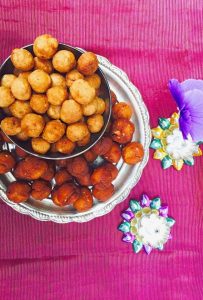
[{"xmin": 0, "ymin": 43, "xmax": 111, "ymax": 160}]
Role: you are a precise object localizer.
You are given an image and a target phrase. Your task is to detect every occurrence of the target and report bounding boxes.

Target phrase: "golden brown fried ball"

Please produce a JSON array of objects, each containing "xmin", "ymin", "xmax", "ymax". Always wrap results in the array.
[
  {"xmin": 66, "ymin": 122, "xmax": 89, "ymax": 142},
  {"xmin": 6, "ymin": 181, "xmax": 31, "ymax": 203},
  {"xmin": 42, "ymin": 120, "xmax": 65, "ymax": 143},
  {"xmin": 111, "ymin": 118, "xmax": 135, "ymax": 144},
  {"xmin": 55, "ymin": 169, "xmax": 72, "ymax": 186},
  {"xmin": 52, "ymin": 183, "xmax": 80, "ymax": 206},
  {"xmin": 103, "ymin": 142, "xmax": 121, "ymax": 163},
  {"xmin": 77, "ymin": 131, "xmax": 90, "ymax": 147},
  {"xmin": 110, "ymin": 90, "xmax": 117, "ymax": 105},
  {"xmin": 31, "ymin": 180, "xmax": 52, "ymax": 200},
  {"xmin": 41, "ymin": 161, "xmax": 55, "ymax": 181},
  {"xmin": 73, "ymin": 187, "xmax": 93, "ymax": 212},
  {"xmin": 66, "ymin": 156, "xmax": 89, "ymax": 177},
  {"xmin": 30, "ymin": 94, "xmax": 49, "ymax": 114},
  {"xmin": 16, "ymin": 130, "xmax": 29, "ymax": 141},
  {"xmin": 47, "ymin": 104, "xmax": 61, "ymax": 119},
  {"xmin": 47, "ymin": 86, "xmax": 68, "ymax": 105},
  {"xmin": 15, "ymin": 147, "xmax": 27, "ymax": 158},
  {"xmin": 83, "ymin": 149, "xmax": 98, "ymax": 163},
  {"xmin": 92, "ymin": 184, "xmax": 114, "ymax": 202},
  {"xmin": 82, "ymin": 98, "xmax": 98, "ymax": 116},
  {"xmin": 31, "ymin": 137, "xmax": 51, "ymax": 154},
  {"xmin": 21, "ymin": 113, "xmax": 45, "ymax": 137},
  {"xmin": 95, "ymin": 97, "xmax": 106, "ymax": 114},
  {"xmin": 122, "ymin": 142, "xmax": 144, "ymax": 165},
  {"xmin": 77, "ymin": 52, "xmax": 98, "ymax": 76},
  {"xmin": 28, "ymin": 70, "xmax": 51, "ymax": 93},
  {"xmin": 14, "ymin": 155, "xmax": 48, "ymax": 180},
  {"xmin": 112, "ymin": 102, "xmax": 133, "ymax": 120},
  {"xmin": 55, "ymin": 136, "xmax": 76, "ymax": 154},
  {"xmin": 105, "ymin": 163, "xmax": 118, "ymax": 180},
  {"xmin": 91, "ymin": 166, "xmax": 112, "ymax": 189},
  {"xmin": 18, "ymin": 72, "xmax": 31, "ymax": 80},
  {"xmin": 87, "ymin": 114, "xmax": 104, "ymax": 133},
  {"xmin": 65, "ymin": 69, "xmax": 84, "ymax": 87},
  {"xmin": 1, "ymin": 74, "xmax": 16, "ymax": 88},
  {"xmin": 76, "ymin": 173, "xmax": 92, "ymax": 187},
  {"xmin": 11, "ymin": 77, "xmax": 31, "ymax": 101},
  {"xmin": 34, "ymin": 57, "xmax": 53, "ymax": 74},
  {"xmin": 0, "ymin": 151, "xmax": 16, "ymax": 174},
  {"xmin": 9, "ymin": 100, "xmax": 32, "ymax": 119},
  {"xmin": 1, "ymin": 117, "xmax": 21, "ymax": 136},
  {"xmin": 50, "ymin": 73, "xmax": 66, "ymax": 88},
  {"xmin": 0, "ymin": 86, "xmax": 15, "ymax": 107},
  {"xmin": 60, "ymin": 99, "xmax": 82, "ymax": 124},
  {"xmin": 52, "ymin": 50, "xmax": 76, "ymax": 73},
  {"xmin": 33, "ymin": 34, "xmax": 58, "ymax": 59},
  {"xmin": 70, "ymin": 79, "xmax": 96, "ymax": 105},
  {"xmin": 11, "ymin": 48, "xmax": 34, "ymax": 71},
  {"xmin": 85, "ymin": 74, "xmax": 101, "ymax": 89},
  {"xmin": 91, "ymin": 136, "xmax": 113, "ymax": 155}
]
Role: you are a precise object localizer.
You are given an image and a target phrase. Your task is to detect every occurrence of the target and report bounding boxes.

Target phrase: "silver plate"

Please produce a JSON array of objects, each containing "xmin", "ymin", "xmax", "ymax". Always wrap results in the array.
[{"xmin": 0, "ymin": 55, "xmax": 151, "ymax": 223}]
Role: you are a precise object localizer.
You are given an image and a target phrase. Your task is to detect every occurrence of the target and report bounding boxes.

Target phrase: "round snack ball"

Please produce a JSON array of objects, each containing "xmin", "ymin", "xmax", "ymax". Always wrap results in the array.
[
  {"xmin": 111, "ymin": 118, "xmax": 135, "ymax": 144},
  {"xmin": 52, "ymin": 50, "xmax": 76, "ymax": 73},
  {"xmin": 55, "ymin": 136, "xmax": 76, "ymax": 154},
  {"xmin": 91, "ymin": 136, "xmax": 113, "ymax": 156},
  {"xmin": 47, "ymin": 104, "xmax": 61, "ymax": 119},
  {"xmin": 31, "ymin": 180, "xmax": 52, "ymax": 200},
  {"xmin": 50, "ymin": 73, "xmax": 66, "ymax": 88},
  {"xmin": 70, "ymin": 79, "xmax": 96, "ymax": 105},
  {"xmin": 82, "ymin": 98, "xmax": 98, "ymax": 116},
  {"xmin": 66, "ymin": 122, "xmax": 89, "ymax": 142},
  {"xmin": 95, "ymin": 97, "xmax": 106, "ymax": 114},
  {"xmin": 55, "ymin": 169, "xmax": 72, "ymax": 186},
  {"xmin": 28, "ymin": 70, "xmax": 51, "ymax": 93},
  {"xmin": 1, "ymin": 117, "xmax": 21, "ymax": 136},
  {"xmin": 42, "ymin": 120, "xmax": 66, "ymax": 143},
  {"xmin": 66, "ymin": 69, "xmax": 84, "ymax": 87},
  {"xmin": 73, "ymin": 187, "xmax": 93, "ymax": 212},
  {"xmin": 112, "ymin": 102, "xmax": 133, "ymax": 120},
  {"xmin": 9, "ymin": 100, "xmax": 32, "ymax": 119},
  {"xmin": 6, "ymin": 181, "xmax": 31, "ymax": 203},
  {"xmin": 103, "ymin": 142, "xmax": 121, "ymax": 163},
  {"xmin": 122, "ymin": 142, "xmax": 144, "ymax": 164},
  {"xmin": 40, "ymin": 161, "xmax": 55, "ymax": 181},
  {"xmin": 0, "ymin": 151, "xmax": 16, "ymax": 174},
  {"xmin": 31, "ymin": 137, "xmax": 51, "ymax": 154},
  {"xmin": 16, "ymin": 130, "xmax": 29, "ymax": 141},
  {"xmin": 11, "ymin": 48, "xmax": 34, "ymax": 71},
  {"xmin": 47, "ymin": 86, "xmax": 68, "ymax": 105},
  {"xmin": 0, "ymin": 86, "xmax": 15, "ymax": 107},
  {"xmin": 77, "ymin": 52, "xmax": 98, "ymax": 76},
  {"xmin": 60, "ymin": 99, "xmax": 82, "ymax": 124},
  {"xmin": 51, "ymin": 183, "xmax": 80, "ymax": 206},
  {"xmin": 77, "ymin": 131, "xmax": 90, "ymax": 147},
  {"xmin": 21, "ymin": 113, "xmax": 45, "ymax": 137},
  {"xmin": 33, "ymin": 34, "xmax": 58, "ymax": 59},
  {"xmin": 1, "ymin": 74, "xmax": 16, "ymax": 88},
  {"xmin": 85, "ymin": 74, "xmax": 101, "ymax": 89},
  {"xmin": 11, "ymin": 77, "xmax": 31, "ymax": 101},
  {"xmin": 18, "ymin": 72, "xmax": 31, "ymax": 80},
  {"xmin": 92, "ymin": 184, "xmax": 114, "ymax": 202},
  {"xmin": 87, "ymin": 114, "xmax": 104, "ymax": 133},
  {"xmin": 34, "ymin": 57, "xmax": 53, "ymax": 74},
  {"xmin": 66, "ymin": 156, "xmax": 89, "ymax": 177},
  {"xmin": 30, "ymin": 94, "xmax": 49, "ymax": 114}
]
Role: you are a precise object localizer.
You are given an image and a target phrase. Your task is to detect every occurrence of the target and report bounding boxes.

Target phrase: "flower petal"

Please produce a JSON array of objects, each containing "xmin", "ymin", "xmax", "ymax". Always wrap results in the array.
[
  {"xmin": 168, "ymin": 79, "xmax": 185, "ymax": 110},
  {"xmin": 180, "ymin": 79, "xmax": 203, "ymax": 93}
]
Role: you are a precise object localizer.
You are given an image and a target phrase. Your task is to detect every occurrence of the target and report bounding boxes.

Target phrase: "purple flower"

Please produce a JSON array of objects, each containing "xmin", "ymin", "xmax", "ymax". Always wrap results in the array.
[{"xmin": 169, "ymin": 79, "xmax": 203, "ymax": 142}]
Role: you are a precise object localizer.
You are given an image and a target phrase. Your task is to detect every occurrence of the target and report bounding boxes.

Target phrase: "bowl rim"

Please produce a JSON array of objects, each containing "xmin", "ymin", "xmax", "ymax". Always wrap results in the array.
[{"xmin": 0, "ymin": 43, "xmax": 112, "ymax": 160}]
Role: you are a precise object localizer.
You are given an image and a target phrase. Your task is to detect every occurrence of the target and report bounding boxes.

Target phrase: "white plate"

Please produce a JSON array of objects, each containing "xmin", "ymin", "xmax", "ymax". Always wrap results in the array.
[{"xmin": 0, "ymin": 55, "xmax": 151, "ymax": 223}]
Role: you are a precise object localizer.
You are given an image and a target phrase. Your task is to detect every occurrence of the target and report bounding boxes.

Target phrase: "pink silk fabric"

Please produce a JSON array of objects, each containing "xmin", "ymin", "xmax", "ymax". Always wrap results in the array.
[{"xmin": 0, "ymin": 1, "xmax": 203, "ymax": 299}]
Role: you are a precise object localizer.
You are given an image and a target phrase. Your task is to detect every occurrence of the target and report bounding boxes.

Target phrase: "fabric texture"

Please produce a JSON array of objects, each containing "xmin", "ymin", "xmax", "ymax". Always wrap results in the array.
[{"xmin": 0, "ymin": 1, "xmax": 203, "ymax": 299}]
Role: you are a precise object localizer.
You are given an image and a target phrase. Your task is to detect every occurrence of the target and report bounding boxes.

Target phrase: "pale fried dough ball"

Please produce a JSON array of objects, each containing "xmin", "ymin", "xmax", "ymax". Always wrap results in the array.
[
  {"xmin": 60, "ymin": 99, "xmax": 82, "ymax": 124},
  {"xmin": 112, "ymin": 102, "xmax": 133, "ymax": 120},
  {"xmin": 66, "ymin": 122, "xmax": 89, "ymax": 142},
  {"xmin": 21, "ymin": 113, "xmax": 45, "ymax": 137},
  {"xmin": 85, "ymin": 74, "xmax": 101, "ymax": 89},
  {"xmin": 50, "ymin": 73, "xmax": 66, "ymax": 88},
  {"xmin": 0, "ymin": 86, "xmax": 15, "ymax": 107},
  {"xmin": 65, "ymin": 69, "xmax": 84, "ymax": 87},
  {"xmin": 47, "ymin": 104, "xmax": 61, "ymax": 119},
  {"xmin": 77, "ymin": 131, "xmax": 90, "ymax": 146},
  {"xmin": 70, "ymin": 79, "xmax": 95, "ymax": 105},
  {"xmin": 42, "ymin": 120, "xmax": 66, "ymax": 143},
  {"xmin": 33, "ymin": 34, "xmax": 58, "ymax": 59},
  {"xmin": 11, "ymin": 48, "xmax": 34, "ymax": 71},
  {"xmin": 11, "ymin": 77, "xmax": 31, "ymax": 101},
  {"xmin": 87, "ymin": 114, "xmax": 104, "ymax": 133},
  {"xmin": 47, "ymin": 86, "xmax": 68, "ymax": 105},
  {"xmin": 9, "ymin": 100, "xmax": 32, "ymax": 119},
  {"xmin": 77, "ymin": 52, "xmax": 98, "ymax": 75},
  {"xmin": 55, "ymin": 136, "xmax": 76, "ymax": 154},
  {"xmin": 82, "ymin": 98, "xmax": 98, "ymax": 116},
  {"xmin": 30, "ymin": 94, "xmax": 49, "ymax": 114},
  {"xmin": 1, "ymin": 117, "xmax": 21, "ymax": 135},
  {"xmin": 28, "ymin": 70, "xmax": 51, "ymax": 93},
  {"xmin": 16, "ymin": 130, "xmax": 29, "ymax": 141},
  {"xmin": 95, "ymin": 97, "xmax": 106, "ymax": 114},
  {"xmin": 53, "ymin": 50, "xmax": 76, "ymax": 73},
  {"xmin": 34, "ymin": 57, "xmax": 53, "ymax": 74},
  {"xmin": 31, "ymin": 137, "xmax": 51, "ymax": 154},
  {"xmin": 6, "ymin": 181, "xmax": 31, "ymax": 203},
  {"xmin": 18, "ymin": 72, "xmax": 31, "ymax": 80},
  {"xmin": 1, "ymin": 74, "xmax": 16, "ymax": 88}
]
